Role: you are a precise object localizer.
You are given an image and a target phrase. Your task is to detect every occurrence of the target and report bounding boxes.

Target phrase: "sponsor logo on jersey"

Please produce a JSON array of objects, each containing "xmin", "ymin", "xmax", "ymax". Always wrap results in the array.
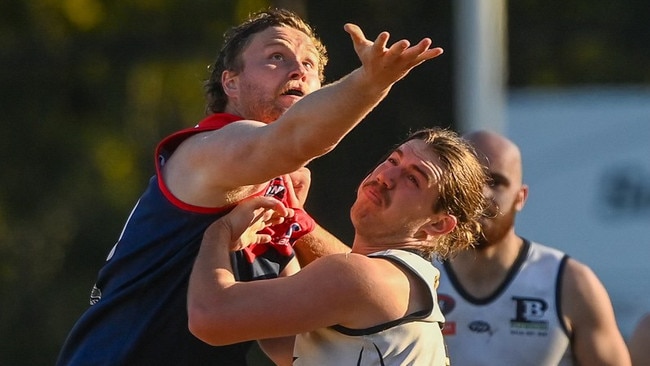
[
  {"xmin": 265, "ymin": 177, "xmax": 286, "ymax": 200},
  {"xmin": 90, "ymin": 285, "xmax": 102, "ymax": 305},
  {"xmin": 510, "ymin": 296, "xmax": 549, "ymax": 336},
  {"xmin": 442, "ymin": 321, "xmax": 456, "ymax": 336},
  {"xmin": 438, "ymin": 294, "xmax": 455, "ymax": 314},
  {"xmin": 438, "ymin": 294, "xmax": 457, "ymax": 335},
  {"xmin": 468, "ymin": 320, "xmax": 492, "ymax": 335}
]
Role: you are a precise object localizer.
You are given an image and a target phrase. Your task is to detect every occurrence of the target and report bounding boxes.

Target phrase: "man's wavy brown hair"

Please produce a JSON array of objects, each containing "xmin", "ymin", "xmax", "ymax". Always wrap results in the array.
[{"xmin": 397, "ymin": 127, "xmax": 489, "ymax": 261}]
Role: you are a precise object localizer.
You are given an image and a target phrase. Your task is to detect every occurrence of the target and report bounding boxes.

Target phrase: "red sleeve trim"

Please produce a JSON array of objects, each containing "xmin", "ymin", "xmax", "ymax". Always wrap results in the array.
[{"xmin": 153, "ymin": 113, "xmax": 243, "ymax": 214}]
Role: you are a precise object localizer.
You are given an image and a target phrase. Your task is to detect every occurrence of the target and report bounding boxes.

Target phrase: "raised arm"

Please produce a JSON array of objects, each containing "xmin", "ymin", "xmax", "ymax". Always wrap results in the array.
[
  {"xmin": 166, "ymin": 24, "xmax": 443, "ymax": 206},
  {"xmin": 187, "ymin": 197, "xmax": 390, "ymax": 347},
  {"xmin": 562, "ymin": 259, "xmax": 631, "ymax": 365},
  {"xmin": 256, "ymin": 23, "xmax": 444, "ymax": 178}
]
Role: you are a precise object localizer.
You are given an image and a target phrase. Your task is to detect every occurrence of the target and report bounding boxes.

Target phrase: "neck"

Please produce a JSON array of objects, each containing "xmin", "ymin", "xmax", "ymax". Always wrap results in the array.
[
  {"xmin": 448, "ymin": 232, "xmax": 523, "ymax": 296},
  {"xmin": 351, "ymin": 234, "xmax": 430, "ymax": 256}
]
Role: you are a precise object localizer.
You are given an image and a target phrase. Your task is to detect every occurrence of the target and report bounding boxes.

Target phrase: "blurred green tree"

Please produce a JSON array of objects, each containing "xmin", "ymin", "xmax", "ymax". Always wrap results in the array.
[{"xmin": 0, "ymin": 0, "xmax": 647, "ymax": 364}]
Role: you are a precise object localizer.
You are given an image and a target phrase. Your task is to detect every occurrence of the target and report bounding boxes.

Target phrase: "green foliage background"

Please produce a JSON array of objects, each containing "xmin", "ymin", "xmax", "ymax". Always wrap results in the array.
[{"xmin": 0, "ymin": 0, "xmax": 647, "ymax": 364}]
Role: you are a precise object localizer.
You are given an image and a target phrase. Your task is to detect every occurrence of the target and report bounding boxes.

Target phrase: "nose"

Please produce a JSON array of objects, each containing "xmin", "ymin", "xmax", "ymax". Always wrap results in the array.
[
  {"xmin": 288, "ymin": 59, "xmax": 307, "ymax": 80},
  {"xmin": 376, "ymin": 167, "xmax": 397, "ymax": 189}
]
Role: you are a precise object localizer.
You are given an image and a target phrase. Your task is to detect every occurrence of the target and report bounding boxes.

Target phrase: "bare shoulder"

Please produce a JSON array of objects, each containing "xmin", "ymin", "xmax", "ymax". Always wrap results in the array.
[
  {"xmin": 561, "ymin": 257, "xmax": 604, "ymax": 294},
  {"xmin": 173, "ymin": 119, "xmax": 266, "ymax": 165},
  {"xmin": 305, "ymin": 252, "xmax": 382, "ymax": 282},
  {"xmin": 561, "ymin": 257, "xmax": 616, "ymax": 327},
  {"xmin": 315, "ymin": 252, "xmax": 405, "ymax": 279},
  {"xmin": 162, "ymin": 120, "xmax": 270, "ymax": 207},
  {"xmin": 304, "ymin": 253, "xmax": 413, "ymax": 328}
]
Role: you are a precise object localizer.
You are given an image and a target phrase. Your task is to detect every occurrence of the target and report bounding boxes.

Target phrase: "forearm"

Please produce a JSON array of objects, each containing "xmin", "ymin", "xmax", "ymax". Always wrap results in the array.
[
  {"xmin": 272, "ymin": 23, "xmax": 443, "ymax": 165},
  {"xmin": 283, "ymin": 68, "xmax": 384, "ymax": 158},
  {"xmin": 181, "ymin": 70, "xmax": 387, "ymax": 192},
  {"xmin": 274, "ymin": 68, "xmax": 389, "ymax": 162},
  {"xmin": 187, "ymin": 224, "xmax": 237, "ymax": 342},
  {"xmin": 293, "ymin": 224, "xmax": 350, "ymax": 266}
]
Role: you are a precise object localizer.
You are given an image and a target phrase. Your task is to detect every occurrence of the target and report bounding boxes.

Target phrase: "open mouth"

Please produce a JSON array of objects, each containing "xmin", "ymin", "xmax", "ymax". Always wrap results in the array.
[{"xmin": 282, "ymin": 88, "xmax": 304, "ymax": 97}]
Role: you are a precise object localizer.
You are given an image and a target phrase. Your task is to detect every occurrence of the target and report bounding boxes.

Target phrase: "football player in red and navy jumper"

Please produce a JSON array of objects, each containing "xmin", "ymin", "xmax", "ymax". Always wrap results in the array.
[{"xmin": 56, "ymin": 114, "xmax": 314, "ymax": 365}]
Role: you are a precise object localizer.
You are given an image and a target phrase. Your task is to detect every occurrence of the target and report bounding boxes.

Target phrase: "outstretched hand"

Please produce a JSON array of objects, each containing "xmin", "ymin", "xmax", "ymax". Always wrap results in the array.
[
  {"xmin": 212, "ymin": 196, "xmax": 294, "ymax": 251},
  {"xmin": 344, "ymin": 23, "xmax": 444, "ymax": 87}
]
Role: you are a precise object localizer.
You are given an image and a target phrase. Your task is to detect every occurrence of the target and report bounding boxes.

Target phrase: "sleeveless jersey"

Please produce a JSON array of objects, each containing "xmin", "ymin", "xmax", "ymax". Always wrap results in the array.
[
  {"xmin": 57, "ymin": 114, "xmax": 300, "ymax": 366},
  {"xmin": 293, "ymin": 249, "xmax": 449, "ymax": 366},
  {"xmin": 436, "ymin": 239, "xmax": 573, "ymax": 366}
]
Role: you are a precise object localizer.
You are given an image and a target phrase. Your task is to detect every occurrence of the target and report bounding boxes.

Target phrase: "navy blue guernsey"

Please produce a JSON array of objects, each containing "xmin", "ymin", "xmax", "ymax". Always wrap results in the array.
[{"xmin": 57, "ymin": 113, "xmax": 301, "ymax": 366}]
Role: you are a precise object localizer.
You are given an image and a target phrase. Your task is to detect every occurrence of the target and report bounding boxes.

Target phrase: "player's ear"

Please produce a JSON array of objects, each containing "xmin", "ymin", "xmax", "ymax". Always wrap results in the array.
[
  {"xmin": 417, "ymin": 214, "xmax": 457, "ymax": 239},
  {"xmin": 515, "ymin": 184, "xmax": 528, "ymax": 212},
  {"xmin": 221, "ymin": 71, "xmax": 238, "ymax": 96}
]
